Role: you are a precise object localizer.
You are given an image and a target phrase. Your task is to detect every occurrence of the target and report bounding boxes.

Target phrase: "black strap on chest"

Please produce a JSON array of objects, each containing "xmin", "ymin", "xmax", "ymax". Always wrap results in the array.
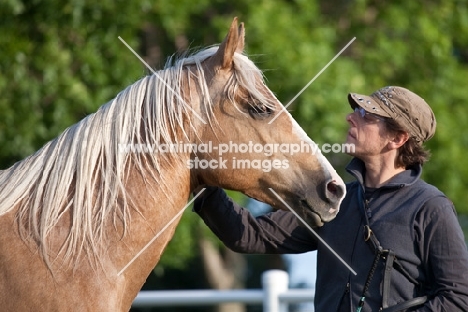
[{"xmin": 356, "ymin": 189, "xmax": 428, "ymax": 312}]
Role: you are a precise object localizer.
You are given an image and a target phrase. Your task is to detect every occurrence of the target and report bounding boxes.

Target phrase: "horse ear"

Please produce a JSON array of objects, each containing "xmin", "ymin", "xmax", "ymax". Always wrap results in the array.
[
  {"xmin": 236, "ymin": 22, "xmax": 245, "ymax": 53},
  {"xmin": 213, "ymin": 17, "xmax": 244, "ymax": 69}
]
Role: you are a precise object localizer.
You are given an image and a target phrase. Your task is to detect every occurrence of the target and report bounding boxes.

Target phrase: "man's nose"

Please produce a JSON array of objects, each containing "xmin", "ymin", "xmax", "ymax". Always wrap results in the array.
[{"xmin": 346, "ymin": 112, "xmax": 356, "ymax": 124}]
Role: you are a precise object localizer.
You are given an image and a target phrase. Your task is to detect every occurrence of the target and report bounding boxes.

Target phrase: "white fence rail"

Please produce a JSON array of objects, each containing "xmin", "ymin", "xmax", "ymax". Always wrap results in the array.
[{"xmin": 132, "ymin": 270, "xmax": 314, "ymax": 312}]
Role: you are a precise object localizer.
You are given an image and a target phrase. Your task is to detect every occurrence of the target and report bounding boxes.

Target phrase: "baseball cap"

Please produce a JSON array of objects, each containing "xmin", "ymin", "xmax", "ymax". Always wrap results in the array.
[{"xmin": 348, "ymin": 86, "xmax": 437, "ymax": 143}]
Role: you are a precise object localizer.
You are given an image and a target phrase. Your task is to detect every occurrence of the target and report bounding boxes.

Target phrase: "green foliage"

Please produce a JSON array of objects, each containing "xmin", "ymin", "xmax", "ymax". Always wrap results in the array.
[
  {"xmin": 1, "ymin": 0, "xmax": 467, "ymax": 272},
  {"xmin": 0, "ymin": 0, "xmax": 147, "ymax": 165}
]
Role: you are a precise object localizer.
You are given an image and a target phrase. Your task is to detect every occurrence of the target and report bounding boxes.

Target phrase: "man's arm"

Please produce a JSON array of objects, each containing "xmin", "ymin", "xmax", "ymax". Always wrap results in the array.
[
  {"xmin": 416, "ymin": 197, "xmax": 468, "ymax": 311},
  {"xmin": 193, "ymin": 187, "xmax": 317, "ymax": 254}
]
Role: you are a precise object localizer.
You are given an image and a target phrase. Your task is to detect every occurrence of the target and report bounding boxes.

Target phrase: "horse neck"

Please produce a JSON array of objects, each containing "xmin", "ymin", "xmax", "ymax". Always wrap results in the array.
[
  {"xmin": 103, "ymin": 64, "xmax": 202, "ymax": 280},
  {"xmin": 106, "ymin": 152, "xmax": 192, "ymax": 299}
]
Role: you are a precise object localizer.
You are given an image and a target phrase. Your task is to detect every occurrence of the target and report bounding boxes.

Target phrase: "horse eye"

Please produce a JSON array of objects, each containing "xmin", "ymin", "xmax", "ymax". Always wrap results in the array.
[
  {"xmin": 248, "ymin": 102, "xmax": 273, "ymax": 119},
  {"xmin": 248, "ymin": 97, "xmax": 273, "ymax": 119}
]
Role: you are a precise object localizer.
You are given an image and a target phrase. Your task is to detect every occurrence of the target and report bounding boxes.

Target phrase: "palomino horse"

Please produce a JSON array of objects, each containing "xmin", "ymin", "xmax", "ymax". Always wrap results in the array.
[{"xmin": 0, "ymin": 18, "xmax": 345, "ymax": 310}]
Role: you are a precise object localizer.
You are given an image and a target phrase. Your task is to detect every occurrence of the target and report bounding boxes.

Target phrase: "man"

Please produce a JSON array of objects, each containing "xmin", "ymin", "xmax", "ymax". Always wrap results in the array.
[{"xmin": 193, "ymin": 86, "xmax": 468, "ymax": 311}]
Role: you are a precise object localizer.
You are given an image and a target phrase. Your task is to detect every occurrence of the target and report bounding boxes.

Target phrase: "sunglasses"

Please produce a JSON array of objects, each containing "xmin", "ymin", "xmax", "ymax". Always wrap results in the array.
[{"xmin": 354, "ymin": 107, "xmax": 386, "ymax": 121}]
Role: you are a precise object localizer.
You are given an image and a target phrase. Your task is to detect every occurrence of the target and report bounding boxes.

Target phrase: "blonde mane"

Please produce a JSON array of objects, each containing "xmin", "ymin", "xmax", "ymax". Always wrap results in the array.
[{"xmin": 0, "ymin": 46, "xmax": 275, "ymax": 266}]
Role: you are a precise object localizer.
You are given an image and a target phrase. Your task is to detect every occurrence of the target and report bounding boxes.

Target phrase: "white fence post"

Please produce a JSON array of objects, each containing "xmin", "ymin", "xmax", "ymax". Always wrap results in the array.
[{"xmin": 262, "ymin": 270, "xmax": 288, "ymax": 312}]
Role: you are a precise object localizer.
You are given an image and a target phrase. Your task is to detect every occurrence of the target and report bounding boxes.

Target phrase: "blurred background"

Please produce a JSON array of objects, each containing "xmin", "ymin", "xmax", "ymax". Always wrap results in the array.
[{"xmin": 1, "ymin": 0, "xmax": 467, "ymax": 311}]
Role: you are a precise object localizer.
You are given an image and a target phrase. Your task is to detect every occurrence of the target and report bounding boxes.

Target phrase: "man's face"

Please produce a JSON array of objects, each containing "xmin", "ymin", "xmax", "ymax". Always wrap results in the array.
[{"xmin": 345, "ymin": 107, "xmax": 393, "ymax": 160}]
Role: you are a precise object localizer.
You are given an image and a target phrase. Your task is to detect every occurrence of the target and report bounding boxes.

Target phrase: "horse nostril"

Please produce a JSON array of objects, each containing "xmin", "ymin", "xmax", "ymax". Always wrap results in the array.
[
  {"xmin": 327, "ymin": 181, "xmax": 337, "ymax": 194},
  {"xmin": 325, "ymin": 180, "xmax": 345, "ymax": 203}
]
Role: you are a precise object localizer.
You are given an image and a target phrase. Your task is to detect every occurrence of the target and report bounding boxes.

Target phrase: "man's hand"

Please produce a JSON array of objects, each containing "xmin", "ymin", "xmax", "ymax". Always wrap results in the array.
[{"xmin": 192, "ymin": 185, "xmax": 206, "ymax": 195}]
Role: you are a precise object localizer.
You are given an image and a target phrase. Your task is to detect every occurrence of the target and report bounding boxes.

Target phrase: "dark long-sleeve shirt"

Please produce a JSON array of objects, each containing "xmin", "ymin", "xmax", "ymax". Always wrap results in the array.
[{"xmin": 194, "ymin": 158, "xmax": 468, "ymax": 311}]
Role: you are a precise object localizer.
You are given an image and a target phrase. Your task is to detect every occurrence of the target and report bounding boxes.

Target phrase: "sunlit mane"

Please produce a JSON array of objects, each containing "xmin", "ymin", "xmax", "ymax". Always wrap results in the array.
[{"xmin": 0, "ymin": 45, "xmax": 274, "ymax": 267}]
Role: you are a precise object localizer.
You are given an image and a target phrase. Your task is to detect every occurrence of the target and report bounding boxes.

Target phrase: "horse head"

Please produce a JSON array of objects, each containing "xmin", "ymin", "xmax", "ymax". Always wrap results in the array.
[{"xmin": 188, "ymin": 18, "xmax": 346, "ymax": 225}]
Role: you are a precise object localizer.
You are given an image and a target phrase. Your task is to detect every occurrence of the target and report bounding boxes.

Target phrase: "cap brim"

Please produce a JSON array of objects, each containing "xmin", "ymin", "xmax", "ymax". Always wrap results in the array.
[{"xmin": 348, "ymin": 93, "xmax": 392, "ymax": 118}]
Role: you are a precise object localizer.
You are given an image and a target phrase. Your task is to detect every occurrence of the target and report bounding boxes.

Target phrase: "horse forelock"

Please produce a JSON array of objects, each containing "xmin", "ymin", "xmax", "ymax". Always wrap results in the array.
[
  {"xmin": 0, "ymin": 44, "xmax": 271, "ymax": 269},
  {"xmin": 180, "ymin": 46, "xmax": 278, "ymax": 115},
  {"xmin": 231, "ymin": 53, "xmax": 279, "ymax": 112}
]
